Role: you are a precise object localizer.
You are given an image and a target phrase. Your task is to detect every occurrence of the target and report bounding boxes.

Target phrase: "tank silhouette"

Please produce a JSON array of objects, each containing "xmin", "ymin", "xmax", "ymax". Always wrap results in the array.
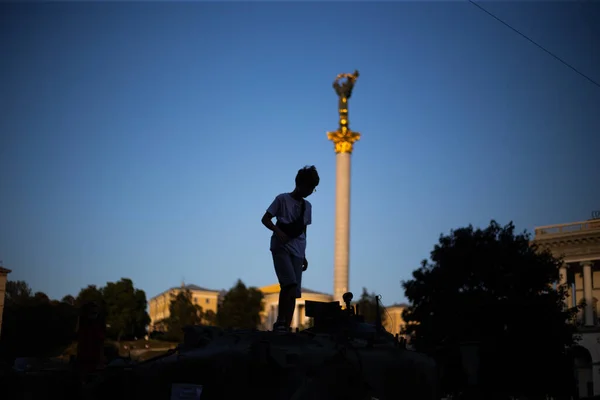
[{"xmin": 95, "ymin": 292, "xmax": 440, "ymax": 400}]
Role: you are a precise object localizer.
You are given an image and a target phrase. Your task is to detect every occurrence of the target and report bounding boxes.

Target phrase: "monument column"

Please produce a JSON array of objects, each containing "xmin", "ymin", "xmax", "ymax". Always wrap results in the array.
[
  {"xmin": 582, "ymin": 261, "xmax": 594, "ymax": 326},
  {"xmin": 559, "ymin": 264, "xmax": 568, "ymax": 308},
  {"xmin": 327, "ymin": 70, "xmax": 361, "ymax": 304}
]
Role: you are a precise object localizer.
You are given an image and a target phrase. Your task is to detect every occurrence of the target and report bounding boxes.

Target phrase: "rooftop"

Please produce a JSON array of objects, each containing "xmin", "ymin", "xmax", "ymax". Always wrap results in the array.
[
  {"xmin": 534, "ymin": 219, "xmax": 600, "ymax": 237},
  {"xmin": 0, "ymin": 267, "xmax": 11, "ymax": 274},
  {"xmin": 168, "ymin": 284, "xmax": 220, "ymax": 293},
  {"xmin": 151, "ymin": 283, "xmax": 221, "ymax": 300}
]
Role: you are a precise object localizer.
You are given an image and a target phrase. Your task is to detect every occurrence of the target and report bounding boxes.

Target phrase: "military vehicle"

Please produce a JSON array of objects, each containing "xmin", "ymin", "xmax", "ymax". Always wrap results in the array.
[{"xmin": 92, "ymin": 292, "xmax": 440, "ymax": 400}]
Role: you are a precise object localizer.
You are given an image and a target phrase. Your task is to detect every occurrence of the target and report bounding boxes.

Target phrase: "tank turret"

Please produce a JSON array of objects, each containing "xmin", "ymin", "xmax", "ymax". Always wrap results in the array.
[{"xmin": 303, "ymin": 292, "xmax": 396, "ymax": 347}]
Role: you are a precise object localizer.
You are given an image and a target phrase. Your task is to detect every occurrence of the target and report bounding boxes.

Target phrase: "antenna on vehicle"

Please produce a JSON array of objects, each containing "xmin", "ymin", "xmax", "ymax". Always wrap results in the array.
[{"xmin": 375, "ymin": 295, "xmax": 383, "ymax": 332}]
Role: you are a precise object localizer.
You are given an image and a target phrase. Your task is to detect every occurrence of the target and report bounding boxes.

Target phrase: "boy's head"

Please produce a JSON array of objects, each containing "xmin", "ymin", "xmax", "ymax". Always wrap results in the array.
[{"xmin": 295, "ymin": 165, "xmax": 320, "ymax": 198}]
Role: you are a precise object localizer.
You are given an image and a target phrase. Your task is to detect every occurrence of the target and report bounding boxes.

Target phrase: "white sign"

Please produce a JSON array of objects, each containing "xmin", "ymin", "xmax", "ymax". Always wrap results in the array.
[{"xmin": 170, "ymin": 383, "xmax": 203, "ymax": 400}]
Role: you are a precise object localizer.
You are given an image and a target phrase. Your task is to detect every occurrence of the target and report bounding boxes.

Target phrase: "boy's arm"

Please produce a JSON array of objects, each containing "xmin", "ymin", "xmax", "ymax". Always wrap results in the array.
[
  {"xmin": 262, "ymin": 196, "xmax": 284, "ymax": 234},
  {"xmin": 262, "ymin": 211, "xmax": 288, "ymax": 241},
  {"xmin": 261, "ymin": 211, "xmax": 277, "ymax": 232}
]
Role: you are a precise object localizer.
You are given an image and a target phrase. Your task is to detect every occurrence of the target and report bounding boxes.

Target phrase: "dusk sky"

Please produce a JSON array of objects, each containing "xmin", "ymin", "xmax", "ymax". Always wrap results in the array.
[{"xmin": 1, "ymin": 2, "xmax": 599, "ymax": 306}]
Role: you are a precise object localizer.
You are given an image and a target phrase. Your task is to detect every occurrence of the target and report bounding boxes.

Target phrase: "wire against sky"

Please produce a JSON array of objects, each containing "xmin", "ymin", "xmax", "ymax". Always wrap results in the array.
[{"xmin": 468, "ymin": 0, "xmax": 600, "ymax": 89}]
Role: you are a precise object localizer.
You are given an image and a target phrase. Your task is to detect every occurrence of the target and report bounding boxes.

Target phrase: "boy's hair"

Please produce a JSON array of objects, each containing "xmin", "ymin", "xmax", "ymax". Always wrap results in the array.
[{"xmin": 295, "ymin": 165, "xmax": 320, "ymax": 187}]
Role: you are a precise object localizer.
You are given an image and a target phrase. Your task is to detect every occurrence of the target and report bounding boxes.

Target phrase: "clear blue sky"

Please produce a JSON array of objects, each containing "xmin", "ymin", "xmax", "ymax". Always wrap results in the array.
[{"xmin": 1, "ymin": 2, "xmax": 599, "ymax": 306}]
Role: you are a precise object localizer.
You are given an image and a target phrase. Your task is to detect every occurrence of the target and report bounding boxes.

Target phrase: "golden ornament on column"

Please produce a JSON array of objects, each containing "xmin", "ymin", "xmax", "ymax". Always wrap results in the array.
[{"xmin": 327, "ymin": 70, "xmax": 361, "ymax": 154}]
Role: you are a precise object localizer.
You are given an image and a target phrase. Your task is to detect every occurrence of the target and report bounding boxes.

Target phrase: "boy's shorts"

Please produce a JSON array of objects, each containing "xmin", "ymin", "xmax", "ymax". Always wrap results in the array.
[{"xmin": 271, "ymin": 247, "xmax": 303, "ymax": 298}]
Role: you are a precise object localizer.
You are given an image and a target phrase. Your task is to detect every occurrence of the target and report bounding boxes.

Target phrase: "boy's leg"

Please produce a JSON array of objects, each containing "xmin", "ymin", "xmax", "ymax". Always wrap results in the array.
[
  {"xmin": 284, "ymin": 255, "xmax": 304, "ymax": 327},
  {"xmin": 272, "ymin": 248, "xmax": 299, "ymax": 328},
  {"xmin": 280, "ymin": 284, "xmax": 297, "ymax": 329},
  {"xmin": 276, "ymin": 285, "xmax": 293, "ymax": 325}
]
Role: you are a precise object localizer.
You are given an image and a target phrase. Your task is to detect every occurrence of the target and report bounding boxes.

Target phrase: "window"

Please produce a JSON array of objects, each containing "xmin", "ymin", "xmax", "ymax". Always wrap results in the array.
[
  {"xmin": 206, "ymin": 298, "xmax": 210, "ymax": 304},
  {"xmin": 193, "ymin": 297, "xmax": 198, "ymax": 303}
]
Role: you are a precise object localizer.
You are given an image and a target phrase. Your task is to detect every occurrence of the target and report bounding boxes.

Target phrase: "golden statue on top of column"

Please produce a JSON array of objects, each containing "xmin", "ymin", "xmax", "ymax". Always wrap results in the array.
[{"xmin": 327, "ymin": 70, "xmax": 361, "ymax": 154}]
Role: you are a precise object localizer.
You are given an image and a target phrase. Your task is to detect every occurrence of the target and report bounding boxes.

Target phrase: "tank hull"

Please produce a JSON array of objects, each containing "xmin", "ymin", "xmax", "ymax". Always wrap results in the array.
[{"xmin": 94, "ymin": 329, "xmax": 439, "ymax": 400}]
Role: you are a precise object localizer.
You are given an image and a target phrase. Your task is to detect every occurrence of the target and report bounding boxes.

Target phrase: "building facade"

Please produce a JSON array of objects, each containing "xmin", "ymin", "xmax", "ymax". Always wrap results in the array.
[
  {"xmin": 0, "ymin": 266, "xmax": 11, "ymax": 339},
  {"xmin": 148, "ymin": 284, "xmax": 220, "ymax": 332},
  {"xmin": 384, "ymin": 304, "xmax": 408, "ymax": 337},
  {"xmin": 533, "ymin": 218, "xmax": 600, "ymax": 399}
]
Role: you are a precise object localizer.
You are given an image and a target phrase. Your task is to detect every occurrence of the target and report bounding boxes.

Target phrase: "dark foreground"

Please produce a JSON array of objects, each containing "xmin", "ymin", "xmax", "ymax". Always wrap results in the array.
[
  {"xmin": 0, "ymin": 327, "xmax": 436, "ymax": 400},
  {"xmin": 0, "ymin": 294, "xmax": 439, "ymax": 400}
]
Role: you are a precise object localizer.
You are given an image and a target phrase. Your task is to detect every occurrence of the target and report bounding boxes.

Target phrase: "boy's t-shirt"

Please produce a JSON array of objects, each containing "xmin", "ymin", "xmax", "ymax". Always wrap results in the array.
[{"xmin": 267, "ymin": 193, "xmax": 312, "ymax": 259}]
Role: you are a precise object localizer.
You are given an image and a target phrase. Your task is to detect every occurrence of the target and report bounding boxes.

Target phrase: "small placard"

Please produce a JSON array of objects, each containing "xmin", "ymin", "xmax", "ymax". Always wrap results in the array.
[{"xmin": 170, "ymin": 383, "xmax": 203, "ymax": 400}]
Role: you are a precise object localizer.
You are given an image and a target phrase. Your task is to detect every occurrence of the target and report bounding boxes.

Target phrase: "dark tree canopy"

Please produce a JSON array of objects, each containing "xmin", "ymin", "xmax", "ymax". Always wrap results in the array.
[
  {"xmin": 102, "ymin": 278, "xmax": 151, "ymax": 340},
  {"xmin": 5, "ymin": 280, "xmax": 32, "ymax": 304},
  {"xmin": 216, "ymin": 280, "xmax": 264, "ymax": 329},
  {"xmin": 74, "ymin": 279, "xmax": 150, "ymax": 341},
  {"xmin": 203, "ymin": 310, "xmax": 217, "ymax": 326},
  {"xmin": 34, "ymin": 291, "xmax": 50, "ymax": 303},
  {"xmin": 401, "ymin": 220, "xmax": 579, "ymax": 398},
  {"xmin": 75, "ymin": 285, "xmax": 105, "ymax": 309},
  {"xmin": 1, "ymin": 282, "xmax": 78, "ymax": 359},
  {"xmin": 164, "ymin": 289, "xmax": 203, "ymax": 341},
  {"xmin": 1, "ymin": 278, "xmax": 150, "ymax": 359},
  {"xmin": 61, "ymin": 294, "xmax": 76, "ymax": 306}
]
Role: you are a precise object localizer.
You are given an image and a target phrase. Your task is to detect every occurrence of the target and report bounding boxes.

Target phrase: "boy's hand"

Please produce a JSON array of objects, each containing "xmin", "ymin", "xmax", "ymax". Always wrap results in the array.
[
  {"xmin": 302, "ymin": 258, "xmax": 308, "ymax": 271},
  {"xmin": 275, "ymin": 229, "xmax": 290, "ymax": 244}
]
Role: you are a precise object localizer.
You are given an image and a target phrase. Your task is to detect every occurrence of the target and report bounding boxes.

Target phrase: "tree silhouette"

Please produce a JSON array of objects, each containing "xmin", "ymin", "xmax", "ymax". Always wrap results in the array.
[
  {"xmin": 203, "ymin": 310, "xmax": 217, "ymax": 326},
  {"xmin": 102, "ymin": 278, "xmax": 151, "ymax": 341},
  {"xmin": 5, "ymin": 280, "xmax": 32, "ymax": 304},
  {"xmin": 1, "ymin": 281, "xmax": 77, "ymax": 360},
  {"xmin": 75, "ymin": 285, "xmax": 105, "ymax": 309},
  {"xmin": 216, "ymin": 280, "xmax": 264, "ymax": 329},
  {"xmin": 61, "ymin": 295, "xmax": 75, "ymax": 306},
  {"xmin": 33, "ymin": 292, "xmax": 50, "ymax": 303},
  {"xmin": 1, "ymin": 278, "xmax": 150, "ymax": 361},
  {"xmin": 401, "ymin": 220, "xmax": 579, "ymax": 398},
  {"xmin": 165, "ymin": 289, "xmax": 203, "ymax": 341},
  {"xmin": 74, "ymin": 279, "xmax": 150, "ymax": 341}
]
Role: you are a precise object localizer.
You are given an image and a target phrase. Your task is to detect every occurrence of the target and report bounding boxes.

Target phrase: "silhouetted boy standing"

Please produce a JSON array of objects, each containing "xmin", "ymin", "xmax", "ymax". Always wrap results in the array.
[{"xmin": 261, "ymin": 166, "xmax": 320, "ymax": 331}]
